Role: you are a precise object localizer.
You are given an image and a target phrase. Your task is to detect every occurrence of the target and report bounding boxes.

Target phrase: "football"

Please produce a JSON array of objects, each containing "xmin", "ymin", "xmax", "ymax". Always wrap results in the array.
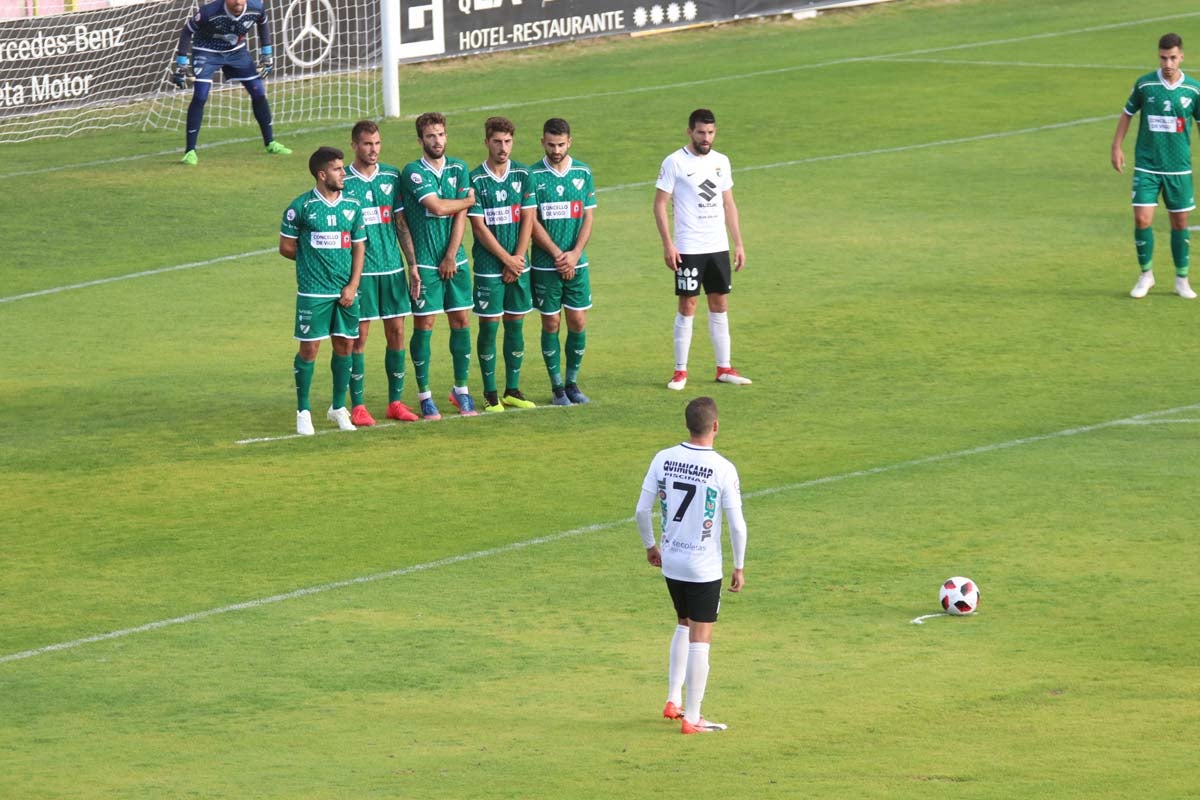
[{"xmin": 939, "ymin": 576, "xmax": 980, "ymax": 615}]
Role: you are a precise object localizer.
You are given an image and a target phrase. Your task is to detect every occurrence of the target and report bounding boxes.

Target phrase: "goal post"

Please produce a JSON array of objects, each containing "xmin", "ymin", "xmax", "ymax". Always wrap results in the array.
[{"xmin": 0, "ymin": 0, "xmax": 384, "ymax": 144}]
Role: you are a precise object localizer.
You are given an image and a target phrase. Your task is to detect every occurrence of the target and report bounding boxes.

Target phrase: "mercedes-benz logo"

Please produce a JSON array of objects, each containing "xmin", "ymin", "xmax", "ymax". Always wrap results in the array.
[{"xmin": 282, "ymin": 0, "xmax": 337, "ymax": 69}]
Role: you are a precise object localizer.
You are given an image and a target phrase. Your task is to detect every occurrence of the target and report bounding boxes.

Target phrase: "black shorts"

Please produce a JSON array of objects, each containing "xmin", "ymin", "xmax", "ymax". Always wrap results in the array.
[
  {"xmin": 665, "ymin": 576, "xmax": 723, "ymax": 623},
  {"xmin": 674, "ymin": 251, "xmax": 732, "ymax": 297}
]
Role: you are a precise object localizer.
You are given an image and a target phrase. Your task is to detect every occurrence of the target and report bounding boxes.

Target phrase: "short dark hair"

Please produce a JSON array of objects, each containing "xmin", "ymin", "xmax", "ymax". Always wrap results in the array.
[
  {"xmin": 685, "ymin": 396, "xmax": 719, "ymax": 435},
  {"xmin": 689, "ymin": 108, "xmax": 716, "ymax": 129},
  {"xmin": 351, "ymin": 119, "xmax": 379, "ymax": 142},
  {"xmin": 309, "ymin": 146, "xmax": 343, "ymax": 177},
  {"xmin": 543, "ymin": 117, "xmax": 571, "ymax": 137},
  {"xmin": 1160, "ymin": 33, "xmax": 1183, "ymax": 51},
  {"xmin": 485, "ymin": 116, "xmax": 515, "ymax": 138},
  {"xmin": 415, "ymin": 111, "xmax": 446, "ymax": 137}
]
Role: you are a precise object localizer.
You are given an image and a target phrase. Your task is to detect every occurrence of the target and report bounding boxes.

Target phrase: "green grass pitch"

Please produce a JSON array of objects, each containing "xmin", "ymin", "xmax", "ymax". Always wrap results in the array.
[{"xmin": 1, "ymin": 0, "xmax": 1198, "ymax": 796}]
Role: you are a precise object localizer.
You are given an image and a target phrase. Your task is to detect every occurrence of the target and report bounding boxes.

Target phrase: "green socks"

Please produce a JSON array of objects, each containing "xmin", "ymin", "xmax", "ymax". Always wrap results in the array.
[
  {"xmin": 1135, "ymin": 226, "xmax": 1154, "ymax": 269},
  {"xmin": 410, "ymin": 328, "xmax": 433, "ymax": 393},
  {"xmin": 503, "ymin": 319, "xmax": 525, "ymax": 392},
  {"xmin": 450, "ymin": 327, "xmax": 472, "ymax": 386},
  {"xmin": 294, "ymin": 355, "xmax": 315, "ymax": 412},
  {"xmin": 350, "ymin": 352, "xmax": 365, "ymax": 407},
  {"xmin": 565, "ymin": 330, "xmax": 586, "ymax": 385},
  {"xmin": 541, "ymin": 330, "xmax": 563, "ymax": 390},
  {"xmin": 330, "ymin": 353, "xmax": 352, "ymax": 410},
  {"xmin": 385, "ymin": 348, "xmax": 406, "ymax": 403},
  {"xmin": 1171, "ymin": 227, "xmax": 1190, "ymax": 276},
  {"xmin": 477, "ymin": 320, "xmax": 499, "ymax": 394}
]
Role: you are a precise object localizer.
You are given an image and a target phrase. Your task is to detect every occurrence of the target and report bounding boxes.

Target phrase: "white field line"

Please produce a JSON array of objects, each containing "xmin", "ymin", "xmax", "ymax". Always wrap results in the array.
[
  {"xmin": 0, "ymin": 113, "xmax": 1110, "ymax": 306},
  {"xmin": 599, "ymin": 114, "xmax": 1111, "ymax": 194},
  {"xmin": 3, "ymin": 9, "xmax": 1194, "ymax": 182},
  {"xmin": 876, "ymin": 57, "xmax": 1145, "ymax": 70},
  {"xmin": 236, "ymin": 402, "xmax": 557, "ymax": 444},
  {"xmin": 3, "ymin": 401, "xmax": 1197, "ymax": 666},
  {"xmin": 910, "ymin": 613, "xmax": 949, "ymax": 625},
  {"xmin": 0, "ymin": 249, "xmax": 275, "ymax": 305}
]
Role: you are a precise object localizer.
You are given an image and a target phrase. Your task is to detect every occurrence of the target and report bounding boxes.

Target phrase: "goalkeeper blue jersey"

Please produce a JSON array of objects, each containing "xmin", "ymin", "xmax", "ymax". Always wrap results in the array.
[{"xmin": 182, "ymin": 0, "xmax": 270, "ymax": 54}]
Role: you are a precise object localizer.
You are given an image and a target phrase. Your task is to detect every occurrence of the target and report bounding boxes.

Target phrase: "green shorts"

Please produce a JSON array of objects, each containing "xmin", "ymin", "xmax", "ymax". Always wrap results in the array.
[
  {"xmin": 1131, "ymin": 170, "xmax": 1196, "ymax": 212},
  {"xmin": 295, "ymin": 294, "xmax": 360, "ymax": 341},
  {"xmin": 413, "ymin": 262, "xmax": 472, "ymax": 316},
  {"xmin": 358, "ymin": 271, "xmax": 412, "ymax": 320},
  {"xmin": 474, "ymin": 271, "xmax": 533, "ymax": 317},
  {"xmin": 532, "ymin": 266, "xmax": 592, "ymax": 315}
]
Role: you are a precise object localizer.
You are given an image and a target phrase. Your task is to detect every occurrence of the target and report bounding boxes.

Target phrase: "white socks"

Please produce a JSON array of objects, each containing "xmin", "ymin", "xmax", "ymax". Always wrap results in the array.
[
  {"xmin": 709, "ymin": 311, "xmax": 731, "ymax": 369},
  {"xmin": 667, "ymin": 624, "xmax": 689, "ymax": 705},
  {"xmin": 673, "ymin": 313, "xmax": 694, "ymax": 372},
  {"xmin": 683, "ymin": 641, "xmax": 711, "ymax": 724}
]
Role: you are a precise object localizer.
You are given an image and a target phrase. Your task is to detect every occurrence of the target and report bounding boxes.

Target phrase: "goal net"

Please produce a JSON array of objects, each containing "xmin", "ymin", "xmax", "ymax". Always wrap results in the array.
[{"xmin": 0, "ymin": 0, "xmax": 382, "ymax": 144}]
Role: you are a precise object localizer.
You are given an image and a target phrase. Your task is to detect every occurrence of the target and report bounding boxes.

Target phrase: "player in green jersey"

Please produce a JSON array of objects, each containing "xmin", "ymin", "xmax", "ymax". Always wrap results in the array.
[
  {"xmin": 343, "ymin": 120, "xmax": 421, "ymax": 426},
  {"xmin": 530, "ymin": 118, "xmax": 596, "ymax": 406},
  {"xmin": 400, "ymin": 112, "xmax": 478, "ymax": 419},
  {"xmin": 468, "ymin": 117, "xmax": 538, "ymax": 413},
  {"xmin": 1112, "ymin": 33, "xmax": 1200, "ymax": 299},
  {"xmin": 279, "ymin": 146, "xmax": 366, "ymax": 435}
]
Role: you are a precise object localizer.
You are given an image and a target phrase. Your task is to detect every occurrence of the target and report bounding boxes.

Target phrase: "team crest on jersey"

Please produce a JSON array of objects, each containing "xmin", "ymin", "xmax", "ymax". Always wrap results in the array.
[
  {"xmin": 381, "ymin": 183, "xmax": 393, "ymax": 195},
  {"xmin": 343, "ymin": 209, "xmax": 355, "ymax": 221},
  {"xmin": 572, "ymin": 177, "xmax": 584, "ymax": 190},
  {"xmin": 1184, "ymin": 98, "xmax": 1193, "ymax": 109},
  {"xmin": 512, "ymin": 181, "xmax": 521, "ymax": 191},
  {"xmin": 448, "ymin": 177, "xmax": 458, "ymax": 189}
]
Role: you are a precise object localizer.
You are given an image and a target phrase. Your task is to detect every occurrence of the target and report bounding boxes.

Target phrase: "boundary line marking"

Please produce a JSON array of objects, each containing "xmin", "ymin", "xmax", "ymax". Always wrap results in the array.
[
  {"xmin": 4, "ymin": 401, "xmax": 1197, "ymax": 666},
  {"xmin": 1, "ymin": 114, "xmax": 1109, "ymax": 306},
  {"xmin": 0, "ymin": 249, "xmax": 274, "ymax": 305},
  {"xmin": 875, "ymin": 57, "xmax": 1145, "ymax": 70},
  {"xmin": 235, "ymin": 402, "xmax": 557, "ymax": 444},
  {"xmin": 3, "ymin": 9, "xmax": 1195, "ymax": 181}
]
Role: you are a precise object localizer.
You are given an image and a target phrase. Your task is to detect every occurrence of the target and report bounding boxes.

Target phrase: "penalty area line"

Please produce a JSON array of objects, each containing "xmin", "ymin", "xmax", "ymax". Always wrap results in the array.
[{"xmin": 4, "ymin": 401, "xmax": 1198, "ymax": 666}]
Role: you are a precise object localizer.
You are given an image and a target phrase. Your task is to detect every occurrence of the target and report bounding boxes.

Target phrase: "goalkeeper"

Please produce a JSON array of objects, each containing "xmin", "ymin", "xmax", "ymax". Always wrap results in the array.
[{"xmin": 171, "ymin": 0, "xmax": 291, "ymax": 165}]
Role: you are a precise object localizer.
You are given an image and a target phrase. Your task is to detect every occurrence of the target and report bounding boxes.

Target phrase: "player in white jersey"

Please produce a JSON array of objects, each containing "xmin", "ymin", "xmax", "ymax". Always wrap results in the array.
[
  {"xmin": 654, "ymin": 109, "xmax": 751, "ymax": 391},
  {"xmin": 636, "ymin": 396, "xmax": 747, "ymax": 734}
]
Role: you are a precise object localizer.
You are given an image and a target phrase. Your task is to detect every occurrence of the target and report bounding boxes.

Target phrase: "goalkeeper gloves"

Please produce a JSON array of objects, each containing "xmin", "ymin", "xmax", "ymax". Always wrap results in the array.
[
  {"xmin": 258, "ymin": 45, "xmax": 274, "ymax": 79},
  {"xmin": 171, "ymin": 55, "xmax": 189, "ymax": 89}
]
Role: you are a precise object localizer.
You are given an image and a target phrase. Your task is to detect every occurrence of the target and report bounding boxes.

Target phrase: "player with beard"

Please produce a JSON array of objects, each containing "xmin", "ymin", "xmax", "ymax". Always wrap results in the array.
[
  {"xmin": 654, "ymin": 108, "xmax": 751, "ymax": 389},
  {"xmin": 529, "ymin": 118, "xmax": 596, "ymax": 406},
  {"xmin": 400, "ymin": 112, "xmax": 478, "ymax": 419},
  {"xmin": 1112, "ymin": 33, "xmax": 1200, "ymax": 299},
  {"xmin": 279, "ymin": 147, "xmax": 366, "ymax": 434}
]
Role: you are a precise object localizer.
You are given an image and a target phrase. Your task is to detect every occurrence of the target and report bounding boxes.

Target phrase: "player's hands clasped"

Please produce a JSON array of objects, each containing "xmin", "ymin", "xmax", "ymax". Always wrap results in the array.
[{"xmin": 170, "ymin": 55, "xmax": 189, "ymax": 89}]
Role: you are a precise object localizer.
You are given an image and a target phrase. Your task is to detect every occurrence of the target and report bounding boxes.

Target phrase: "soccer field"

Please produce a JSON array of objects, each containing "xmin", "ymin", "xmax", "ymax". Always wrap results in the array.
[{"xmin": 2, "ymin": 0, "xmax": 1198, "ymax": 796}]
